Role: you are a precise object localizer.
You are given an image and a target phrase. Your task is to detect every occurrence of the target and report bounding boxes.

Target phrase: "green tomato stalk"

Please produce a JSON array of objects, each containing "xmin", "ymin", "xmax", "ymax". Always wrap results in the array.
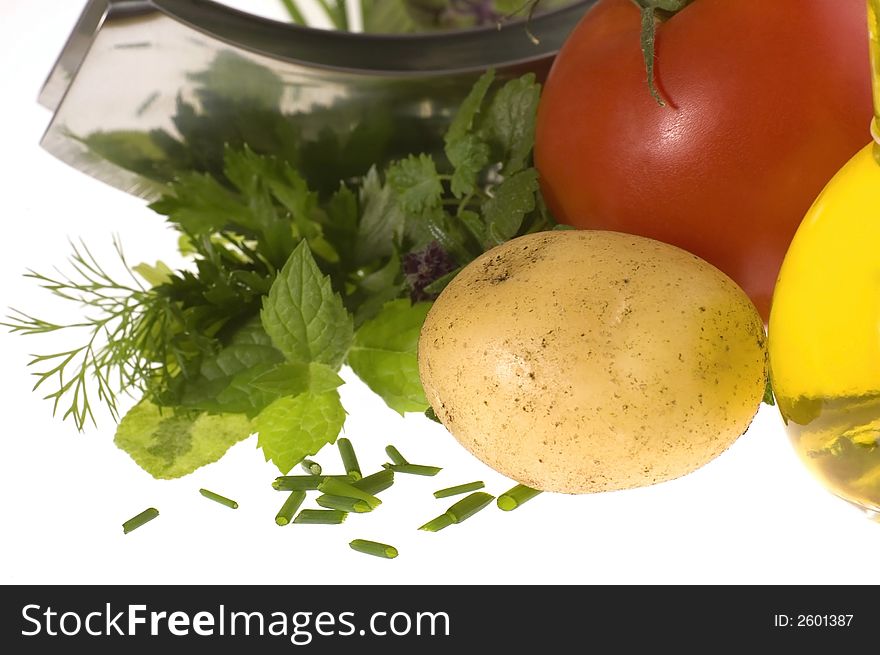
[{"xmin": 632, "ymin": 0, "xmax": 696, "ymax": 106}]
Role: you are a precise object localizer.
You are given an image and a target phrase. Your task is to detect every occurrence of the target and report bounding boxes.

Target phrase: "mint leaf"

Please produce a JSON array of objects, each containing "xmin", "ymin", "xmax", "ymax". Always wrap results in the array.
[
  {"xmin": 347, "ymin": 299, "xmax": 431, "ymax": 414},
  {"xmin": 249, "ymin": 361, "xmax": 343, "ymax": 396},
  {"xmin": 387, "ymin": 154, "xmax": 443, "ymax": 214},
  {"xmin": 446, "ymin": 134, "xmax": 490, "ymax": 198},
  {"xmin": 177, "ymin": 354, "xmax": 342, "ymax": 416},
  {"xmin": 115, "ymin": 400, "xmax": 252, "ymax": 479},
  {"xmin": 482, "ymin": 168, "xmax": 539, "ymax": 247},
  {"xmin": 255, "ymin": 390, "xmax": 346, "ymax": 473},
  {"xmin": 200, "ymin": 343, "xmax": 284, "ymax": 379},
  {"xmin": 445, "ymin": 69, "xmax": 495, "ymax": 146},
  {"xmin": 261, "ymin": 241, "xmax": 353, "ymax": 368},
  {"xmin": 172, "ymin": 338, "xmax": 285, "ymax": 415},
  {"xmin": 229, "ymin": 315, "xmax": 275, "ymax": 346},
  {"xmin": 482, "ymin": 74, "xmax": 540, "ymax": 176},
  {"xmin": 444, "ymin": 70, "xmax": 493, "ymax": 197}
]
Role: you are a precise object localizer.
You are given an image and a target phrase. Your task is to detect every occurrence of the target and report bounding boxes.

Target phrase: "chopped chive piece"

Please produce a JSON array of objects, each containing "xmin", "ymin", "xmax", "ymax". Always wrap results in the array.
[
  {"xmin": 447, "ymin": 491, "xmax": 495, "ymax": 522},
  {"xmin": 275, "ymin": 491, "xmax": 306, "ymax": 526},
  {"xmin": 419, "ymin": 492, "xmax": 495, "ymax": 531},
  {"xmin": 385, "ymin": 444, "xmax": 408, "ymax": 465},
  {"xmin": 497, "ymin": 484, "xmax": 542, "ymax": 511},
  {"xmin": 300, "ymin": 459, "xmax": 322, "ymax": 476},
  {"xmin": 272, "ymin": 475, "xmax": 351, "ymax": 491},
  {"xmin": 384, "ymin": 463, "xmax": 442, "ymax": 477},
  {"xmin": 349, "ymin": 539, "xmax": 398, "ymax": 559},
  {"xmin": 352, "ymin": 469, "xmax": 394, "ymax": 495},
  {"xmin": 425, "ymin": 407, "xmax": 441, "ymax": 423},
  {"xmin": 122, "ymin": 507, "xmax": 158, "ymax": 534},
  {"xmin": 336, "ymin": 438, "xmax": 362, "ymax": 480},
  {"xmin": 419, "ymin": 512, "xmax": 455, "ymax": 532},
  {"xmin": 318, "ymin": 477, "xmax": 381, "ymax": 509},
  {"xmin": 199, "ymin": 488, "xmax": 238, "ymax": 509},
  {"xmin": 316, "ymin": 494, "xmax": 372, "ymax": 513},
  {"xmin": 293, "ymin": 509, "xmax": 348, "ymax": 525},
  {"xmin": 433, "ymin": 480, "xmax": 485, "ymax": 499}
]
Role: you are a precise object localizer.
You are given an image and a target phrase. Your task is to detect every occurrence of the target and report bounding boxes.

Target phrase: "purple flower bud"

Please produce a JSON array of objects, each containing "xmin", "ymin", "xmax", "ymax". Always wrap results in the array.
[{"xmin": 402, "ymin": 241, "xmax": 457, "ymax": 302}]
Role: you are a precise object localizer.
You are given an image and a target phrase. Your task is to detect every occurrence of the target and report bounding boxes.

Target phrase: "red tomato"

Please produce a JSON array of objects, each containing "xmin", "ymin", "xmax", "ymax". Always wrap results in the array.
[{"xmin": 535, "ymin": 0, "xmax": 873, "ymax": 319}]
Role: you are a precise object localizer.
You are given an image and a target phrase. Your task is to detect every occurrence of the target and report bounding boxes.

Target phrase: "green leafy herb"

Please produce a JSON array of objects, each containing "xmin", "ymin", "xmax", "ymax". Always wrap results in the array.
[
  {"xmin": 347, "ymin": 300, "xmax": 432, "ymax": 414},
  {"xmin": 260, "ymin": 241, "xmax": 353, "ymax": 368},
  {"xmin": 482, "ymin": 168, "xmax": 539, "ymax": 247},
  {"xmin": 114, "ymin": 401, "xmax": 253, "ymax": 479},
  {"xmin": 480, "ymin": 73, "xmax": 541, "ymax": 176},
  {"xmin": 387, "ymin": 154, "xmax": 444, "ymax": 214},
  {"xmin": 255, "ymin": 390, "xmax": 346, "ymax": 474},
  {"xmin": 8, "ymin": 70, "xmax": 553, "ymax": 480}
]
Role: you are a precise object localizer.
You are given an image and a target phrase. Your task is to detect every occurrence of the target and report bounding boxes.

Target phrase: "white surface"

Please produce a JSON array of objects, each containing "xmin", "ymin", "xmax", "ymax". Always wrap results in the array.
[{"xmin": 1, "ymin": 0, "xmax": 879, "ymax": 586}]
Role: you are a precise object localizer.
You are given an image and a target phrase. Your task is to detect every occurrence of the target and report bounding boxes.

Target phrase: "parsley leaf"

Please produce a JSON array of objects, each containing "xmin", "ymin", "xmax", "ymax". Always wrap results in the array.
[
  {"xmin": 355, "ymin": 167, "xmax": 405, "ymax": 265},
  {"xmin": 387, "ymin": 154, "xmax": 443, "ymax": 213},
  {"xmin": 445, "ymin": 70, "xmax": 495, "ymax": 147},
  {"xmin": 261, "ymin": 241, "xmax": 353, "ymax": 369},
  {"xmin": 255, "ymin": 391, "xmax": 346, "ymax": 474},
  {"xmin": 347, "ymin": 300, "xmax": 432, "ymax": 414}
]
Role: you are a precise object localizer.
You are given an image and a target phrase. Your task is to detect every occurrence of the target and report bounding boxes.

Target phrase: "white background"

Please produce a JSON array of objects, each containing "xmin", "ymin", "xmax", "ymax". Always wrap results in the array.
[{"xmin": 1, "ymin": 0, "xmax": 878, "ymax": 585}]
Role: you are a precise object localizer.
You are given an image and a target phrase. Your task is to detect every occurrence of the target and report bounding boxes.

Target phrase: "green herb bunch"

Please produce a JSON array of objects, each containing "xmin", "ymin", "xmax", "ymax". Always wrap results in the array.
[{"xmin": 6, "ymin": 71, "xmax": 553, "ymax": 479}]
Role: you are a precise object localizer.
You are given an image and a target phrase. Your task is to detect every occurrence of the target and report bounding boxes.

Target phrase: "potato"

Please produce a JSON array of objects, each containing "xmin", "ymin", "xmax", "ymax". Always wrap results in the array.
[{"xmin": 418, "ymin": 231, "xmax": 767, "ymax": 494}]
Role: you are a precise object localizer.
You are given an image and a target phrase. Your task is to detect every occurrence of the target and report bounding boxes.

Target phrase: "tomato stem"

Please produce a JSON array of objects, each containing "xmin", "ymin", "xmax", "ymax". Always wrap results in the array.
[{"xmin": 632, "ymin": 0, "xmax": 695, "ymax": 107}]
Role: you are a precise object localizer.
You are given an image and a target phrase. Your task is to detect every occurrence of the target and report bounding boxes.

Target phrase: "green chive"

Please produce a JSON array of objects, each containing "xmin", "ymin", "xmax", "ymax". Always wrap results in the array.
[
  {"xmin": 272, "ymin": 475, "xmax": 351, "ymax": 491},
  {"xmin": 352, "ymin": 469, "xmax": 394, "ymax": 495},
  {"xmin": 418, "ymin": 513, "xmax": 454, "ymax": 532},
  {"xmin": 317, "ymin": 494, "xmax": 372, "ymax": 513},
  {"xmin": 419, "ymin": 492, "xmax": 494, "ymax": 532},
  {"xmin": 300, "ymin": 459, "xmax": 322, "ymax": 476},
  {"xmin": 384, "ymin": 463, "xmax": 442, "ymax": 476},
  {"xmin": 293, "ymin": 509, "xmax": 347, "ymax": 525},
  {"xmin": 447, "ymin": 491, "xmax": 495, "ymax": 522},
  {"xmin": 497, "ymin": 484, "xmax": 542, "ymax": 511},
  {"xmin": 385, "ymin": 444, "xmax": 408, "ymax": 465},
  {"xmin": 349, "ymin": 539, "xmax": 398, "ymax": 559},
  {"xmin": 337, "ymin": 438, "xmax": 362, "ymax": 480},
  {"xmin": 122, "ymin": 507, "xmax": 158, "ymax": 534},
  {"xmin": 275, "ymin": 491, "xmax": 306, "ymax": 526},
  {"xmin": 433, "ymin": 480, "xmax": 485, "ymax": 499},
  {"xmin": 318, "ymin": 478, "xmax": 381, "ymax": 509},
  {"xmin": 199, "ymin": 488, "xmax": 238, "ymax": 509}
]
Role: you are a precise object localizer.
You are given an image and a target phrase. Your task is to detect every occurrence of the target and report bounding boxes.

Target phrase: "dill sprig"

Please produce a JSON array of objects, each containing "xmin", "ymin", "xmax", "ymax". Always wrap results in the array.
[{"xmin": 3, "ymin": 237, "xmax": 179, "ymax": 430}]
